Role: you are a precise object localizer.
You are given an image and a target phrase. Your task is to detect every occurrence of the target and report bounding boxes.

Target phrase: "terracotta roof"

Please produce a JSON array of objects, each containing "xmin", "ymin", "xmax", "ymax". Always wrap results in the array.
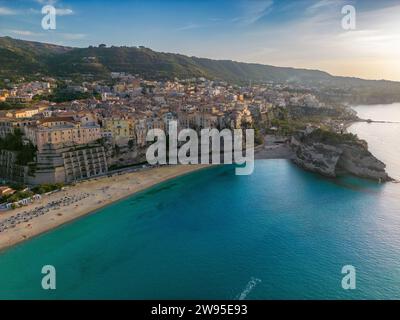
[{"xmin": 39, "ymin": 116, "xmax": 76, "ymax": 124}]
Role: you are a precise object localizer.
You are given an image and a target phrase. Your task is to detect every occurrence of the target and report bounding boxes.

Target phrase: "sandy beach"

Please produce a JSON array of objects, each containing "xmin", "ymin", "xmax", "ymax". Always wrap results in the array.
[
  {"xmin": 0, "ymin": 133, "xmax": 293, "ymax": 252},
  {"xmin": 0, "ymin": 164, "xmax": 209, "ymax": 252}
]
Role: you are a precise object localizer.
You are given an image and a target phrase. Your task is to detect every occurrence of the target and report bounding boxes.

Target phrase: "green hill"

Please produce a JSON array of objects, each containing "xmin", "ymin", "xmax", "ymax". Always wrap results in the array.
[
  {"xmin": 0, "ymin": 36, "xmax": 71, "ymax": 78},
  {"xmin": 0, "ymin": 36, "xmax": 336, "ymax": 83},
  {"xmin": 1, "ymin": 36, "xmax": 400, "ymax": 103}
]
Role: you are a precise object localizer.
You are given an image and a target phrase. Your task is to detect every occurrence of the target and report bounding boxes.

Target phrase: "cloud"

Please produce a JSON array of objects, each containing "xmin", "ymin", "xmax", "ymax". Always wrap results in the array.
[
  {"xmin": 306, "ymin": 0, "xmax": 346, "ymax": 14},
  {"xmin": 8, "ymin": 29, "xmax": 43, "ymax": 36},
  {"xmin": 234, "ymin": 1, "xmax": 400, "ymax": 80},
  {"xmin": 33, "ymin": 0, "xmax": 74, "ymax": 15},
  {"xmin": 61, "ymin": 33, "xmax": 86, "ymax": 40},
  {"xmin": 36, "ymin": 0, "xmax": 58, "ymax": 4},
  {"xmin": 176, "ymin": 23, "xmax": 201, "ymax": 31},
  {"xmin": 2, "ymin": 29, "xmax": 86, "ymax": 44},
  {"xmin": 28, "ymin": 6, "xmax": 74, "ymax": 16},
  {"xmin": 176, "ymin": 17, "xmax": 225, "ymax": 32},
  {"xmin": 56, "ymin": 8, "xmax": 74, "ymax": 16},
  {"xmin": 0, "ymin": 7, "xmax": 17, "ymax": 15},
  {"xmin": 233, "ymin": 0, "xmax": 274, "ymax": 25}
]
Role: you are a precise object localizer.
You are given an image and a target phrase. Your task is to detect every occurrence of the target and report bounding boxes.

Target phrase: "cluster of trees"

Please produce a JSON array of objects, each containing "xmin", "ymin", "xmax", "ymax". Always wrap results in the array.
[
  {"xmin": 0, "ymin": 180, "xmax": 31, "ymax": 204},
  {"xmin": 253, "ymin": 127, "xmax": 264, "ymax": 145},
  {"xmin": 0, "ymin": 190, "xmax": 34, "ymax": 204},
  {"xmin": 0, "ymin": 129, "xmax": 37, "ymax": 165},
  {"xmin": 0, "ymin": 183, "xmax": 63, "ymax": 204},
  {"xmin": 33, "ymin": 89, "xmax": 94, "ymax": 103},
  {"xmin": 307, "ymin": 129, "xmax": 359, "ymax": 145},
  {"xmin": 31, "ymin": 183, "xmax": 64, "ymax": 194},
  {"xmin": 0, "ymin": 102, "xmax": 26, "ymax": 110}
]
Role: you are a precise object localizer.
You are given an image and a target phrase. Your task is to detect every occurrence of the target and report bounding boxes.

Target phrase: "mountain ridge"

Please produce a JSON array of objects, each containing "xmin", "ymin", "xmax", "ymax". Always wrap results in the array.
[
  {"xmin": 0, "ymin": 36, "xmax": 395, "ymax": 83},
  {"xmin": 1, "ymin": 36, "xmax": 400, "ymax": 104}
]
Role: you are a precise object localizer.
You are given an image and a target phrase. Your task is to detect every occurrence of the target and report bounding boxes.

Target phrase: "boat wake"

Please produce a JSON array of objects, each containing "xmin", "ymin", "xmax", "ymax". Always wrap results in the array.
[{"xmin": 237, "ymin": 277, "xmax": 262, "ymax": 300}]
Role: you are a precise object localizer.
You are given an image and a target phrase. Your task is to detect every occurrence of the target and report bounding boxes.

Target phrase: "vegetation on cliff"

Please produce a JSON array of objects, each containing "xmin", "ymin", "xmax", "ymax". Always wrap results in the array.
[
  {"xmin": 0, "ymin": 129, "xmax": 37, "ymax": 165},
  {"xmin": 306, "ymin": 129, "xmax": 360, "ymax": 145}
]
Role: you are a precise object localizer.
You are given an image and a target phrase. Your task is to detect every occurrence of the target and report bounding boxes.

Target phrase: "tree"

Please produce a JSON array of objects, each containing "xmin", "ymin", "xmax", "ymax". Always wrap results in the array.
[
  {"xmin": 0, "ymin": 129, "xmax": 37, "ymax": 165},
  {"xmin": 114, "ymin": 144, "xmax": 121, "ymax": 156},
  {"xmin": 128, "ymin": 139, "xmax": 135, "ymax": 150},
  {"xmin": 254, "ymin": 128, "xmax": 264, "ymax": 145}
]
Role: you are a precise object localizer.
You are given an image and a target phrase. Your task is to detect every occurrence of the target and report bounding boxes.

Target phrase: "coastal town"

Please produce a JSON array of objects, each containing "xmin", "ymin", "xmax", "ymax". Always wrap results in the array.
[
  {"xmin": 0, "ymin": 70, "xmax": 391, "ymax": 249},
  {"xmin": 1, "ymin": 0, "xmax": 400, "ymax": 302},
  {"xmin": 0, "ymin": 72, "xmax": 355, "ymax": 199}
]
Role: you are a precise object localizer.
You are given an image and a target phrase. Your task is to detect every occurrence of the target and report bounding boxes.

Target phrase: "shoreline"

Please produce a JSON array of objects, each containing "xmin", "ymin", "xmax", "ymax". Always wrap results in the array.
[
  {"xmin": 0, "ymin": 138, "xmax": 294, "ymax": 253},
  {"xmin": 0, "ymin": 164, "xmax": 210, "ymax": 252},
  {"xmin": 0, "ymin": 134, "xmax": 296, "ymax": 254},
  {"xmin": 1, "ymin": 117, "xmax": 396, "ymax": 252}
]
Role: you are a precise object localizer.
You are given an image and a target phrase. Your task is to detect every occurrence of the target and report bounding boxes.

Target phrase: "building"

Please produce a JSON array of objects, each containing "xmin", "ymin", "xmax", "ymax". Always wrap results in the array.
[
  {"xmin": 0, "ymin": 118, "xmax": 36, "ymax": 138},
  {"xmin": 0, "ymin": 118, "xmax": 16, "ymax": 138},
  {"xmin": 229, "ymin": 107, "xmax": 253, "ymax": 129},
  {"xmin": 5, "ymin": 106, "xmax": 47, "ymax": 119},
  {"xmin": 134, "ymin": 118, "xmax": 148, "ymax": 147},
  {"xmin": 0, "ymin": 150, "xmax": 28, "ymax": 184},
  {"xmin": 24, "ymin": 117, "xmax": 102, "ymax": 151},
  {"xmin": 178, "ymin": 111, "xmax": 197, "ymax": 129},
  {"xmin": 5, "ymin": 94, "xmax": 34, "ymax": 104},
  {"xmin": 101, "ymin": 92, "xmax": 120, "ymax": 101},
  {"xmin": 196, "ymin": 112, "xmax": 219, "ymax": 129},
  {"xmin": 1, "ymin": 114, "xmax": 109, "ymax": 184},
  {"xmin": 0, "ymin": 90, "xmax": 9, "ymax": 102},
  {"xmin": 146, "ymin": 118, "xmax": 164, "ymax": 131},
  {"xmin": 162, "ymin": 112, "xmax": 176, "ymax": 130},
  {"xmin": 102, "ymin": 117, "xmax": 135, "ymax": 142},
  {"xmin": 0, "ymin": 186, "xmax": 15, "ymax": 197},
  {"xmin": 30, "ymin": 143, "xmax": 108, "ymax": 184}
]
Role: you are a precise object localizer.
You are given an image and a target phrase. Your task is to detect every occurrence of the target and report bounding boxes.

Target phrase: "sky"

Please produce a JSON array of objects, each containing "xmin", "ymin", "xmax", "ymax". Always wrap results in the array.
[{"xmin": 1, "ymin": 0, "xmax": 400, "ymax": 81}]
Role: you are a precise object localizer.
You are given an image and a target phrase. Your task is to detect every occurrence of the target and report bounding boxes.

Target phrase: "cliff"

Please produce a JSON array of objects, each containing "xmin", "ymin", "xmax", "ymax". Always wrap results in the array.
[{"xmin": 290, "ymin": 128, "xmax": 392, "ymax": 182}]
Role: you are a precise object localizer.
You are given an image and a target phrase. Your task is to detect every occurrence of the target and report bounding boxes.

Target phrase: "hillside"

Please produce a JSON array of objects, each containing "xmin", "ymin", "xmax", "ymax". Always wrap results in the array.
[
  {"xmin": 45, "ymin": 45, "xmax": 335, "ymax": 84},
  {"xmin": 0, "ymin": 36, "xmax": 72, "ymax": 77},
  {"xmin": 1, "ymin": 36, "xmax": 400, "ymax": 103}
]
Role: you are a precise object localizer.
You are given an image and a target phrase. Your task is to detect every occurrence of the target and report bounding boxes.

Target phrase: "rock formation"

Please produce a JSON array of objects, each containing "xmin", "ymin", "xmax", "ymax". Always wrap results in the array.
[{"xmin": 290, "ymin": 128, "xmax": 392, "ymax": 182}]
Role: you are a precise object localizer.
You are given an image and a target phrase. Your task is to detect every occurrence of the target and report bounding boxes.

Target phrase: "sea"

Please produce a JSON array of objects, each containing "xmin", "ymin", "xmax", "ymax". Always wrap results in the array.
[
  {"xmin": 0, "ymin": 104, "xmax": 399, "ymax": 300},
  {"xmin": 349, "ymin": 103, "xmax": 400, "ymax": 181}
]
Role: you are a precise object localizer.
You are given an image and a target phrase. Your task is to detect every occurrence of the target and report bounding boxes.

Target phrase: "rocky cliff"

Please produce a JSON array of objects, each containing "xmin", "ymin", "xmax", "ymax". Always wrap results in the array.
[{"xmin": 290, "ymin": 128, "xmax": 392, "ymax": 182}]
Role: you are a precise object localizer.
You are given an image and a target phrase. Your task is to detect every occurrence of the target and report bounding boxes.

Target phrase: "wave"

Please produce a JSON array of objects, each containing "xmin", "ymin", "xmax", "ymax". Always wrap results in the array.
[{"xmin": 237, "ymin": 277, "xmax": 262, "ymax": 300}]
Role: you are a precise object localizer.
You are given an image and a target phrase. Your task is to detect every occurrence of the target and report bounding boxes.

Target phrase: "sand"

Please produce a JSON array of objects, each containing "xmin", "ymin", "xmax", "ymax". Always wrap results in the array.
[{"xmin": 0, "ymin": 164, "xmax": 209, "ymax": 252}]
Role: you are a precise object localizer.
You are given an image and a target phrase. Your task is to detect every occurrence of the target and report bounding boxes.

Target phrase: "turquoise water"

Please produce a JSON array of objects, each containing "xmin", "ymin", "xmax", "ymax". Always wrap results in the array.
[
  {"xmin": 0, "ymin": 160, "xmax": 400, "ymax": 299},
  {"xmin": 1, "ymin": 103, "xmax": 400, "ymax": 300},
  {"xmin": 349, "ymin": 103, "xmax": 400, "ymax": 180}
]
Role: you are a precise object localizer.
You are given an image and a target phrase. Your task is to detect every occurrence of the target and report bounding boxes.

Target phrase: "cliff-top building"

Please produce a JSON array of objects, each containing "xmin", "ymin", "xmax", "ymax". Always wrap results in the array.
[{"xmin": 24, "ymin": 117, "xmax": 102, "ymax": 152}]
